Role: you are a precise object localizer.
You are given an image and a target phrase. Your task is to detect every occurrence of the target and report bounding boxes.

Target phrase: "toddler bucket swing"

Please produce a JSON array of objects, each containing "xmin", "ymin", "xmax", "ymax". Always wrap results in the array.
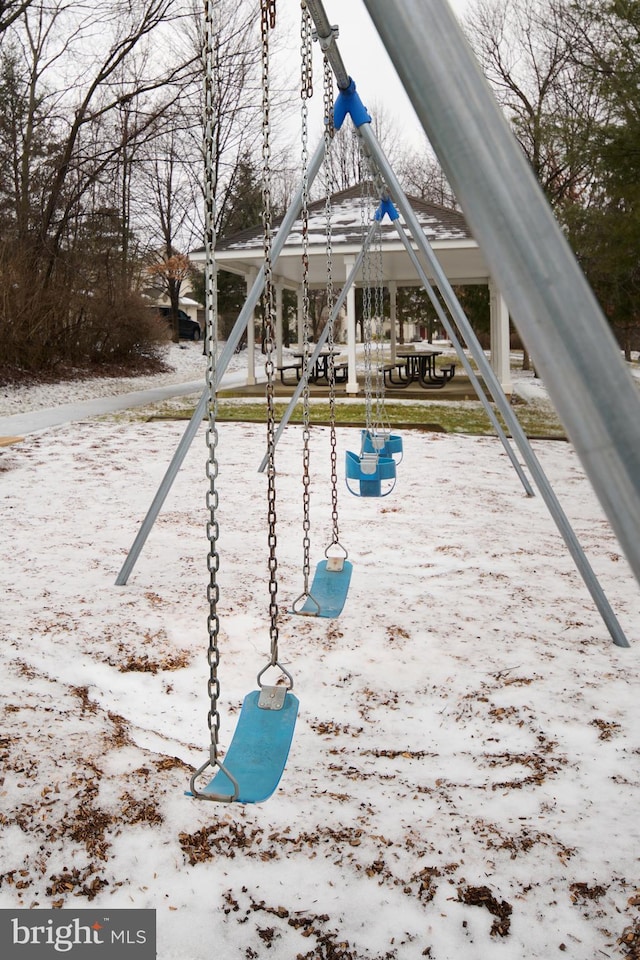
[{"xmin": 345, "ymin": 182, "xmax": 398, "ymax": 497}]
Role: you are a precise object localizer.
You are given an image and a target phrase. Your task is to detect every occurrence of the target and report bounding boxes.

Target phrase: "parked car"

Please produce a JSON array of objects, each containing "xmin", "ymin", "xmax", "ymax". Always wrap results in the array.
[{"xmin": 150, "ymin": 306, "xmax": 202, "ymax": 341}]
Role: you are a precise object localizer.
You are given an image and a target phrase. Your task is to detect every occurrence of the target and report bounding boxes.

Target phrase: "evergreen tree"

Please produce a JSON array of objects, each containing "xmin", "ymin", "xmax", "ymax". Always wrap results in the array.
[
  {"xmin": 566, "ymin": 0, "xmax": 640, "ymax": 357},
  {"xmin": 218, "ymin": 153, "xmax": 263, "ymax": 238}
]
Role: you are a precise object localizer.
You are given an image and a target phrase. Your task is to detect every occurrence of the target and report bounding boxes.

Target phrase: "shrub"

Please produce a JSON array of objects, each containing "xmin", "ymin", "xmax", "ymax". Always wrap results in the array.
[{"xmin": 0, "ymin": 241, "xmax": 168, "ymax": 380}]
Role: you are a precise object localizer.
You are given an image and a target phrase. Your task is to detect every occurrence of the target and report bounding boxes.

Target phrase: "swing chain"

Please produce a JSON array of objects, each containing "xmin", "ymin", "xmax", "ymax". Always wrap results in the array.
[
  {"xmin": 323, "ymin": 57, "xmax": 341, "ymax": 548},
  {"xmin": 361, "ymin": 179, "xmax": 373, "ymax": 434},
  {"xmin": 261, "ymin": 0, "xmax": 279, "ymax": 667},
  {"xmin": 373, "ymin": 219, "xmax": 388, "ymax": 433},
  {"xmin": 359, "ymin": 154, "xmax": 389, "ymax": 437},
  {"xmin": 299, "ymin": 0, "xmax": 313, "ymax": 597},
  {"xmin": 300, "ymin": 1, "xmax": 313, "ymax": 99},
  {"xmin": 202, "ymin": 0, "xmax": 222, "ymax": 769},
  {"xmin": 323, "ymin": 52, "xmax": 335, "ymax": 141}
]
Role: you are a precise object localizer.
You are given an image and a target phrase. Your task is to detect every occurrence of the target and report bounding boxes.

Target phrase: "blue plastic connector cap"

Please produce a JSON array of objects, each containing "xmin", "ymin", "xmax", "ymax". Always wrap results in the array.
[
  {"xmin": 375, "ymin": 198, "xmax": 400, "ymax": 222},
  {"xmin": 334, "ymin": 78, "xmax": 372, "ymax": 131}
]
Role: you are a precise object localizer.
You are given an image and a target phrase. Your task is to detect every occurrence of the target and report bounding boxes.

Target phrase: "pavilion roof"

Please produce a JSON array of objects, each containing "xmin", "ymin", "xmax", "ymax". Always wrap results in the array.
[
  {"xmin": 212, "ymin": 184, "xmax": 472, "ymax": 253},
  {"xmin": 190, "ymin": 184, "xmax": 489, "ymax": 287}
]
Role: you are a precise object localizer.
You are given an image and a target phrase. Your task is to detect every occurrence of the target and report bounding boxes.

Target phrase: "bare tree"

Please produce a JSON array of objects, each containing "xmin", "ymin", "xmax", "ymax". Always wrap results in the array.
[
  {"xmin": 398, "ymin": 144, "xmax": 458, "ymax": 207},
  {"xmin": 0, "ymin": 0, "xmax": 34, "ymax": 35},
  {"xmin": 464, "ymin": 0, "xmax": 603, "ymax": 210},
  {"xmin": 0, "ymin": 0, "xmax": 300, "ymax": 373},
  {"xmin": 0, "ymin": 0, "xmax": 195, "ymax": 370},
  {"xmin": 321, "ymin": 98, "xmax": 404, "ymax": 193},
  {"xmin": 0, "ymin": 0, "xmax": 194, "ymax": 253},
  {"xmin": 182, "ymin": 0, "xmax": 270, "ymax": 236}
]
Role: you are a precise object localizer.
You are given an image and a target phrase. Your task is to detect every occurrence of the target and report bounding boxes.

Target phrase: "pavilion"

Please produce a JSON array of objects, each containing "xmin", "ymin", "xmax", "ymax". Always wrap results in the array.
[{"xmin": 190, "ymin": 185, "xmax": 513, "ymax": 393}]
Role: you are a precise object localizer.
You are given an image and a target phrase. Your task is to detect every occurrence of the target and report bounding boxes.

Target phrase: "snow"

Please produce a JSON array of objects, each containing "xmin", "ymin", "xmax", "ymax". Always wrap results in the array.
[
  {"xmin": 1, "ymin": 343, "xmax": 640, "ymax": 959},
  {"xmin": 218, "ymin": 196, "xmax": 469, "ymax": 254},
  {"xmin": 0, "ymin": 341, "xmax": 210, "ymax": 417}
]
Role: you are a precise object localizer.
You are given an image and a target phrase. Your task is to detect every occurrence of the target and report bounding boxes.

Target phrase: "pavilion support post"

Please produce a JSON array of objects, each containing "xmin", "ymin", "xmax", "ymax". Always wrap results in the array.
[
  {"xmin": 245, "ymin": 268, "xmax": 257, "ymax": 386},
  {"xmin": 489, "ymin": 280, "xmax": 512, "ymax": 394},
  {"xmin": 389, "ymin": 280, "xmax": 397, "ymax": 362},
  {"xmin": 344, "ymin": 256, "xmax": 359, "ymax": 394},
  {"xmin": 275, "ymin": 282, "xmax": 284, "ymax": 369}
]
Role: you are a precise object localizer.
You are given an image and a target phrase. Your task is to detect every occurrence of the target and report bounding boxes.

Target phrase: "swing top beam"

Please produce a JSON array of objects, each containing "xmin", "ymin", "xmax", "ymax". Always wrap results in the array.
[{"xmin": 305, "ymin": 0, "xmax": 350, "ymax": 90}]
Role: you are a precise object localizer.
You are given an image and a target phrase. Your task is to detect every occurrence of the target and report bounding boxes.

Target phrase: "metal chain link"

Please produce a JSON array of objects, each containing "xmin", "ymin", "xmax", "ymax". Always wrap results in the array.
[
  {"xmin": 201, "ymin": 0, "xmax": 222, "ymax": 769},
  {"xmin": 266, "ymin": 0, "xmax": 276, "ymax": 29},
  {"xmin": 322, "ymin": 57, "xmax": 341, "ymax": 549},
  {"xmin": 299, "ymin": 1, "xmax": 313, "ymax": 598},
  {"xmin": 261, "ymin": 0, "xmax": 279, "ymax": 668},
  {"xmin": 361, "ymin": 178, "xmax": 373, "ymax": 433},
  {"xmin": 373, "ymin": 219, "xmax": 388, "ymax": 432}
]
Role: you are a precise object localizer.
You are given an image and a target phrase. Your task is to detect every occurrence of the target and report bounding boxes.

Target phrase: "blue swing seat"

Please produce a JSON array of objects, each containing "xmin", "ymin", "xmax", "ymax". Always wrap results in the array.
[
  {"xmin": 361, "ymin": 429, "xmax": 403, "ymax": 463},
  {"xmin": 296, "ymin": 557, "xmax": 353, "ymax": 618},
  {"xmin": 345, "ymin": 448, "xmax": 396, "ymax": 498},
  {"xmin": 189, "ymin": 689, "xmax": 299, "ymax": 803}
]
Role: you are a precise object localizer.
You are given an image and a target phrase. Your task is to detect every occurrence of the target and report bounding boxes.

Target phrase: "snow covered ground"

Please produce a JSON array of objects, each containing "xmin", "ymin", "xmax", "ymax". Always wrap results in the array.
[
  {"xmin": 0, "ymin": 342, "xmax": 639, "ymax": 959},
  {"xmin": 1, "ymin": 340, "xmax": 636, "ymax": 421},
  {"xmin": 0, "ymin": 341, "xmax": 210, "ymax": 417}
]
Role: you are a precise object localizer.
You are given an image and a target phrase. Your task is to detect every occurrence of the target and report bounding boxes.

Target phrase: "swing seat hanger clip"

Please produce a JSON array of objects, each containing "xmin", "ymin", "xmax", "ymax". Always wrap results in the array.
[
  {"xmin": 258, "ymin": 685, "xmax": 288, "ymax": 710},
  {"xmin": 257, "ymin": 660, "xmax": 294, "ymax": 710},
  {"xmin": 325, "ymin": 539, "xmax": 349, "ymax": 573}
]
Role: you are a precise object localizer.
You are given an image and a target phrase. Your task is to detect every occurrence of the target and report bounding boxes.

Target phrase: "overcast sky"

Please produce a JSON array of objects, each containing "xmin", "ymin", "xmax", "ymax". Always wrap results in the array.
[{"xmin": 280, "ymin": 0, "xmax": 472, "ymax": 151}]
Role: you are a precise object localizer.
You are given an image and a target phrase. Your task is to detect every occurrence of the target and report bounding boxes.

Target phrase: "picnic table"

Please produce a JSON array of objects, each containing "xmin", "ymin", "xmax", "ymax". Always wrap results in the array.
[
  {"xmin": 384, "ymin": 346, "xmax": 456, "ymax": 389},
  {"xmin": 292, "ymin": 348, "xmax": 346, "ymax": 383}
]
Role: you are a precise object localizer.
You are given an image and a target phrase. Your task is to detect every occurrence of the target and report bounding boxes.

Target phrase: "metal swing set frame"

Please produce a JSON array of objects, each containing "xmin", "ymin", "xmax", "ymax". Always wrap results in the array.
[{"xmin": 118, "ymin": 0, "xmax": 640, "ymax": 803}]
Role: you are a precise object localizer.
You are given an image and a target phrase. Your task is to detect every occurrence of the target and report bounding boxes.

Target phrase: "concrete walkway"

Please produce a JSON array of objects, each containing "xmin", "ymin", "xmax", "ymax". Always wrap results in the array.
[
  {"xmin": 0, "ymin": 379, "xmax": 208, "ymax": 437},
  {"xmin": 0, "ymin": 362, "xmax": 490, "ymax": 439}
]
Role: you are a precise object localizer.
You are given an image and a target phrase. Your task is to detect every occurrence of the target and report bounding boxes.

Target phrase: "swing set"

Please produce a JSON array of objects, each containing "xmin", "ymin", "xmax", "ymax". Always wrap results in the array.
[{"xmin": 116, "ymin": 0, "xmax": 640, "ymax": 805}]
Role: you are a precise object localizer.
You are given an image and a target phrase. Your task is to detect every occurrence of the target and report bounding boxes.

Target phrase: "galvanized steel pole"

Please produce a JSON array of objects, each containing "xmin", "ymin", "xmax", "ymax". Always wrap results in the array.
[
  {"xmin": 391, "ymin": 216, "xmax": 534, "ymax": 497},
  {"xmin": 305, "ymin": 0, "xmax": 350, "ymax": 90},
  {"xmin": 116, "ymin": 138, "xmax": 327, "ymax": 585},
  {"xmin": 358, "ymin": 122, "xmax": 629, "ymax": 647},
  {"xmin": 362, "ymin": 0, "xmax": 640, "ymax": 590}
]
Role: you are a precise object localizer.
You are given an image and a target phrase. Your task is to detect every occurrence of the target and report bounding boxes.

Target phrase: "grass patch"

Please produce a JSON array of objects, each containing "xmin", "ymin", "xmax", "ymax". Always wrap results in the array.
[{"xmin": 147, "ymin": 396, "xmax": 566, "ymax": 439}]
